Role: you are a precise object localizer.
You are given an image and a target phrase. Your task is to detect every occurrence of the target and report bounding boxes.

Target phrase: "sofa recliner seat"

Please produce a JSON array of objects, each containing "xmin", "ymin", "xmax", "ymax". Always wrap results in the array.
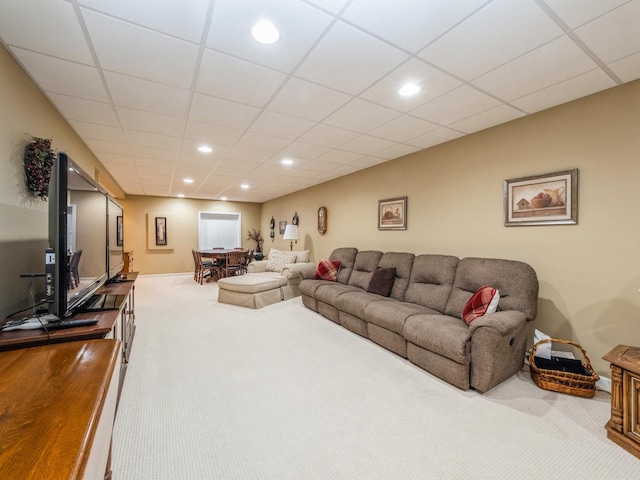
[{"xmin": 299, "ymin": 248, "xmax": 539, "ymax": 392}]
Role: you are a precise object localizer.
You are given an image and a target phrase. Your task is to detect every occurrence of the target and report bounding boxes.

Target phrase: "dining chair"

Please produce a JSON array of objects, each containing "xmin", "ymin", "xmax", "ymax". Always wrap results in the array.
[
  {"xmin": 241, "ymin": 249, "xmax": 254, "ymax": 274},
  {"xmin": 195, "ymin": 250, "xmax": 219, "ymax": 284},
  {"xmin": 222, "ymin": 250, "xmax": 245, "ymax": 277}
]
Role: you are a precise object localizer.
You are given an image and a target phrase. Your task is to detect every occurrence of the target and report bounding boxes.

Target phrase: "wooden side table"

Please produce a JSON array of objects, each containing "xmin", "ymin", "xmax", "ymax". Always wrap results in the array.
[{"xmin": 603, "ymin": 344, "xmax": 640, "ymax": 459}]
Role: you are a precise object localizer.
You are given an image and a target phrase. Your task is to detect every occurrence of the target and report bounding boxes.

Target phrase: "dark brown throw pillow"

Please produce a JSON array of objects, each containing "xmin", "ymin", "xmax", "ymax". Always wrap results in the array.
[{"xmin": 367, "ymin": 267, "xmax": 396, "ymax": 297}]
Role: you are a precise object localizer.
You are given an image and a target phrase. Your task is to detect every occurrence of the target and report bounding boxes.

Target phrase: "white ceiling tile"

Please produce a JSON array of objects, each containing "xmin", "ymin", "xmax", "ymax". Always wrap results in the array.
[
  {"xmin": 236, "ymin": 132, "xmax": 290, "ymax": 153},
  {"xmin": 368, "ymin": 115, "xmax": 440, "ymax": 143},
  {"xmin": 343, "ymin": 0, "xmax": 488, "ymax": 52},
  {"xmin": 574, "ymin": 1, "xmax": 640, "ymax": 64},
  {"xmin": 268, "ymin": 77, "xmax": 352, "ymax": 121},
  {"xmin": 471, "ymin": 36, "xmax": 598, "ymax": 101},
  {"xmin": 374, "ymin": 143, "xmax": 421, "ymax": 160},
  {"xmin": 512, "ymin": 69, "xmax": 616, "ymax": 113},
  {"xmin": 206, "ymin": 0, "xmax": 333, "ymax": 71},
  {"xmin": 315, "ymin": 150, "xmax": 365, "ymax": 165},
  {"xmin": 180, "ymin": 138, "xmax": 231, "ymax": 157},
  {"xmin": 305, "ymin": 0, "xmax": 350, "ymax": 14},
  {"xmin": 84, "ymin": 139, "xmax": 129, "ymax": 155},
  {"xmin": 449, "ymin": 104, "xmax": 524, "ymax": 134},
  {"xmin": 406, "ymin": 128, "xmax": 465, "ymax": 149},
  {"xmin": 608, "ymin": 52, "xmax": 640, "ymax": 82},
  {"xmin": 93, "ymin": 153, "xmax": 134, "ymax": 167},
  {"xmin": 295, "ymin": 21, "xmax": 408, "ymax": 95},
  {"xmin": 79, "ymin": 0, "xmax": 210, "ymax": 43},
  {"xmin": 189, "ymin": 93, "xmax": 261, "ymax": 130},
  {"xmin": 129, "ymin": 145, "xmax": 179, "ymax": 162},
  {"xmin": 226, "ymin": 147, "xmax": 272, "ymax": 163},
  {"xmin": 347, "ymin": 156, "xmax": 389, "ymax": 170},
  {"xmin": 277, "ymin": 142, "xmax": 331, "ymax": 160},
  {"xmin": 178, "ymin": 150, "xmax": 226, "ymax": 165},
  {"xmin": 104, "ymin": 71, "xmax": 189, "ymax": 117},
  {"xmin": 47, "ymin": 93, "xmax": 119, "ymax": 126},
  {"xmin": 196, "ymin": 50, "xmax": 287, "ymax": 107},
  {"xmin": 0, "ymin": 0, "xmax": 93, "ymax": 63},
  {"xmin": 339, "ymin": 135, "xmax": 396, "ymax": 156},
  {"xmin": 183, "ymin": 120, "xmax": 244, "ymax": 145},
  {"xmin": 542, "ymin": 0, "xmax": 629, "ymax": 29},
  {"xmin": 82, "ymin": 9, "xmax": 199, "ymax": 89},
  {"xmin": 419, "ymin": 0, "xmax": 563, "ymax": 80},
  {"xmin": 410, "ymin": 85, "xmax": 501, "ymax": 125},
  {"xmin": 69, "ymin": 121, "xmax": 126, "ymax": 143},
  {"xmin": 323, "ymin": 98, "xmax": 401, "ymax": 133},
  {"xmin": 11, "ymin": 48, "xmax": 108, "ymax": 102},
  {"xmin": 133, "ymin": 157, "xmax": 175, "ymax": 170},
  {"xmin": 297, "ymin": 124, "xmax": 360, "ymax": 148},
  {"xmin": 359, "ymin": 58, "xmax": 462, "ymax": 112},
  {"xmin": 249, "ymin": 111, "xmax": 315, "ymax": 140},
  {"xmin": 116, "ymin": 107, "xmax": 184, "ymax": 136},
  {"xmin": 123, "ymin": 130, "xmax": 181, "ymax": 150}
]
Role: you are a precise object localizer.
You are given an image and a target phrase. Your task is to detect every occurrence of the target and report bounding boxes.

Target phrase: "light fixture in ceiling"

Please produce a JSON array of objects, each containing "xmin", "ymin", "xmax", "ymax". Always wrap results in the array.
[
  {"xmin": 240, "ymin": 184, "xmax": 250, "ymax": 190},
  {"xmin": 183, "ymin": 178, "xmax": 194, "ymax": 184},
  {"xmin": 220, "ymin": 196, "xmax": 228, "ymax": 201},
  {"xmin": 251, "ymin": 19, "xmax": 279, "ymax": 44},
  {"xmin": 281, "ymin": 158, "xmax": 294, "ymax": 166},
  {"xmin": 399, "ymin": 82, "xmax": 420, "ymax": 97},
  {"xmin": 198, "ymin": 145, "xmax": 213, "ymax": 153},
  {"xmin": 177, "ymin": 193, "xmax": 185, "ymax": 198}
]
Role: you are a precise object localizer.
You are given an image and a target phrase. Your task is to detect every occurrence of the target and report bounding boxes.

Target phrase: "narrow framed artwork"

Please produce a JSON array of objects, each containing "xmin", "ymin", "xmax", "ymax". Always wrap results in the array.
[
  {"xmin": 155, "ymin": 216, "xmax": 167, "ymax": 245},
  {"xmin": 378, "ymin": 196, "xmax": 407, "ymax": 230},
  {"xmin": 504, "ymin": 169, "xmax": 578, "ymax": 226},
  {"xmin": 117, "ymin": 215, "xmax": 123, "ymax": 247}
]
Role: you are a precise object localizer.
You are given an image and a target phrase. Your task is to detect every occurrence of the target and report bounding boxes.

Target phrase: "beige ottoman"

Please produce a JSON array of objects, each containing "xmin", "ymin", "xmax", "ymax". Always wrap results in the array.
[{"xmin": 217, "ymin": 274, "xmax": 284, "ymax": 309}]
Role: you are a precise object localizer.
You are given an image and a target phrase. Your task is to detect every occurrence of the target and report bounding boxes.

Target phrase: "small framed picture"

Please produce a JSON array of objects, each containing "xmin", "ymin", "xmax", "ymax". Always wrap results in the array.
[
  {"xmin": 378, "ymin": 197, "xmax": 407, "ymax": 230},
  {"xmin": 155, "ymin": 216, "xmax": 167, "ymax": 245},
  {"xmin": 117, "ymin": 215, "xmax": 123, "ymax": 246},
  {"xmin": 279, "ymin": 221, "xmax": 287, "ymax": 235},
  {"xmin": 504, "ymin": 169, "xmax": 578, "ymax": 226}
]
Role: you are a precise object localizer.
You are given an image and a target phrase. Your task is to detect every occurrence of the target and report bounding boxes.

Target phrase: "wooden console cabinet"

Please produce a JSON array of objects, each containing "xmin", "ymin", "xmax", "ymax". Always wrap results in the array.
[
  {"xmin": 604, "ymin": 344, "xmax": 640, "ymax": 459},
  {"xmin": 0, "ymin": 339, "xmax": 121, "ymax": 479}
]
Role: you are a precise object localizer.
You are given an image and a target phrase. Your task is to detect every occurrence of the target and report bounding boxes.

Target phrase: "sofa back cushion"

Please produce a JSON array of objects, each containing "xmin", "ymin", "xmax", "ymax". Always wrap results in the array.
[
  {"xmin": 348, "ymin": 250, "xmax": 383, "ymax": 290},
  {"xmin": 444, "ymin": 257, "xmax": 539, "ymax": 320},
  {"xmin": 378, "ymin": 252, "xmax": 415, "ymax": 300},
  {"xmin": 404, "ymin": 254, "xmax": 460, "ymax": 313},
  {"xmin": 329, "ymin": 247, "xmax": 358, "ymax": 284}
]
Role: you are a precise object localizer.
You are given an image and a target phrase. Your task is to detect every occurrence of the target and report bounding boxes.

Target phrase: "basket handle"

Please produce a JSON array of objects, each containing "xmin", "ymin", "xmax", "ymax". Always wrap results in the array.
[{"xmin": 531, "ymin": 338, "xmax": 594, "ymax": 371}]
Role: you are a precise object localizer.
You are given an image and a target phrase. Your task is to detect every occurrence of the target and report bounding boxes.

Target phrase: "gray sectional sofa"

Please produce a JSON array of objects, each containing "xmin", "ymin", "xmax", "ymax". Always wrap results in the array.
[{"xmin": 299, "ymin": 247, "xmax": 539, "ymax": 392}]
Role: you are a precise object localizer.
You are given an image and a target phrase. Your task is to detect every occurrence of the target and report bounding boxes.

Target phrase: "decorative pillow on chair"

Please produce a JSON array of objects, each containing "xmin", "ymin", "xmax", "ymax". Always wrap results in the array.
[
  {"xmin": 314, "ymin": 259, "xmax": 342, "ymax": 281},
  {"xmin": 265, "ymin": 253, "xmax": 297, "ymax": 272},
  {"xmin": 462, "ymin": 286, "xmax": 500, "ymax": 325},
  {"xmin": 367, "ymin": 267, "xmax": 396, "ymax": 297}
]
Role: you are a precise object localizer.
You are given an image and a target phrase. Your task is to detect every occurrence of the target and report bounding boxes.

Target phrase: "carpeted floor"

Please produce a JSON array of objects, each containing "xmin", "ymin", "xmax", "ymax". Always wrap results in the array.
[{"xmin": 112, "ymin": 274, "xmax": 638, "ymax": 479}]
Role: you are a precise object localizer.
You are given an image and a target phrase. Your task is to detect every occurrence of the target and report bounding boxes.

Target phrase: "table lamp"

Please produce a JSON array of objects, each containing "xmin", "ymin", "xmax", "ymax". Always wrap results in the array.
[{"xmin": 283, "ymin": 225, "xmax": 299, "ymax": 251}]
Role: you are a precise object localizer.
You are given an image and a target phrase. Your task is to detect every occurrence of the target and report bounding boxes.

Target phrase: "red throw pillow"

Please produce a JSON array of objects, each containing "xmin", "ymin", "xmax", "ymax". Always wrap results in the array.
[
  {"xmin": 314, "ymin": 259, "xmax": 341, "ymax": 281},
  {"xmin": 462, "ymin": 286, "xmax": 500, "ymax": 325}
]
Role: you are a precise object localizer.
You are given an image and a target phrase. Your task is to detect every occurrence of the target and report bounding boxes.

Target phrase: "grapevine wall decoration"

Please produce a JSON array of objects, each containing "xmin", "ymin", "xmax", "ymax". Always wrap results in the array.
[{"xmin": 23, "ymin": 137, "xmax": 55, "ymax": 201}]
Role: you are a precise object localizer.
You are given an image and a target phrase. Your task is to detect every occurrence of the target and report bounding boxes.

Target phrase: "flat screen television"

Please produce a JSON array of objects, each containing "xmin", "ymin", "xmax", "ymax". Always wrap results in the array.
[{"xmin": 48, "ymin": 152, "xmax": 109, "ymax": 318}]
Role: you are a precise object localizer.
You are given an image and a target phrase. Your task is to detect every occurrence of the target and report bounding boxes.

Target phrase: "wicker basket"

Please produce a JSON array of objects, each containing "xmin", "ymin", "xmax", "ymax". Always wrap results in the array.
[{"xmin": 529, "ymin": 338, "xmax": 600, "ymax": 398}]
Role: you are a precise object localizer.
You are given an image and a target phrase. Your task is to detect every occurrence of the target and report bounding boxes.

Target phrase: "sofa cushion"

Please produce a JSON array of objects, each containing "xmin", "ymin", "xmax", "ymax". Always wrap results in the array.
[
  {"xmin": 378, "ymin": 252, "xmax": 415, "ymax": 300},
  {"xmin": 292, "ymin": 250, "xmax": 310, "ymax": 263},
  {"xmin": 404, "ymin": 254, "xmax": 459, "ymax": 312},
  {"xmin": 364, "ymin": 301, "xmax": 437, "ymax": 335},
  {"xmin": 266, "ymin": 252, "xmax": 297, "ymax": 272},
  {"xmin": 314, "ymin": 259, "xmax": 341, "ymax": 281},
  {"xmin": 367, "ymin": 267, "xmax": 396, "ymax": 297},
  {"xmin": 462, "ymin": 286, "xmax": 500, "ymax": 325},
  {"xmin": 328, "ymin": 247, "xmax": 358, "ymax": 284},
  {"xmin": 315, "ymin": 283, "xmax": 361, "ymax": 305},
  {"xmin": 336, "ymin": 291, "xmax": 396, "ymax": 320},
  {"xmin": 403, "ymin": 314, "xmax": 471, "ymax": 365},
  {"xmin": 348, "ymin": 250, "xmax": 383, "ymax": 290}
]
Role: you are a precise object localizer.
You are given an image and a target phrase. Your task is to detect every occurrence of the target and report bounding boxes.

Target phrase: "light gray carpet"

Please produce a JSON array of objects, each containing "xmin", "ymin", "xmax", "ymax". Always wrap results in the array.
[{"xmin": 113, "ymin": 274, "xmax": 637, "ymax": 479}]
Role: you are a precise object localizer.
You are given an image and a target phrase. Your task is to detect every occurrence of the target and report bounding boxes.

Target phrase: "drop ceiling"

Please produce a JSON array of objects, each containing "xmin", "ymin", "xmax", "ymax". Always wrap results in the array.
[{"xmin": 1, "ymin": 0, "xmax": 639, "ymax": 202}]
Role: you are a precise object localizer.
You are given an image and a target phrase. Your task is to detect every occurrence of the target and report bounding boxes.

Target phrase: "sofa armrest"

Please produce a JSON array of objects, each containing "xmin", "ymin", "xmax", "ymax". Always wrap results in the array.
[
  {"xmin": 281, "ymin": 262, "xmax": 316, "ymax": 279},
  {"xmin": 468, "ymin": 310, "xmax": 527, "ymax": 335},
  {"xmin": 247, "ymin": 260, "xmax": 268, "ymax": 273}
]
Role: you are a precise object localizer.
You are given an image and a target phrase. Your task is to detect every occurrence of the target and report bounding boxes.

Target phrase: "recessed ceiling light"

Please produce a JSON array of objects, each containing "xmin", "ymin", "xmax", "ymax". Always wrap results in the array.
[
  {"xmin": 177, "ymin": 194, "xmax": 185, "ymax": 198},
  {"xmin": 183, "ymin": 178, "xmax": 194, "ymax": 184},
  {"xmin": 220, "ymin": 197, "xmax": 228, "ymax": 201},
  {"xmin": 281, "ymin": 158, "xmax": 294, "ymax": 166},
  {"xmin": 240, "ymin": 184, "xmax": 250, "ymax": 190},
  {"xmin": 251, "ymin": 19, "xmax": 279, "ymax": 44},
  {"xmin": 198, "ymin": 145, "xmax": 213, "ymax": 153},
  {"xmin": 399, "ymin": 83, "xmax": 420, "ymax": 97}
]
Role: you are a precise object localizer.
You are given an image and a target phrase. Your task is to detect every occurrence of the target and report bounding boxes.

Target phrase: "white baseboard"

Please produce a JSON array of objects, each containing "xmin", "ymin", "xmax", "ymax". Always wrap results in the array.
[{"xmin": 596, "ymin": 376, "xmax": 611, "ymax": 393}]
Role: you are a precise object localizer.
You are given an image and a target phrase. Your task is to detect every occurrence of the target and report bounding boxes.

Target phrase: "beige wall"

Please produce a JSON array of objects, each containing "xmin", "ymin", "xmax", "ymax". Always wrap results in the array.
[
  {"xmin": 118, "ymin": 195, "xmax": 261, "ymax": 275},
  {"xmin": 0, "ymin": 44, "xmax": 121, "ymax": 317},
  {"xmin": 263, "ymin": 80, "xmax": 640, "ymax": 375}
]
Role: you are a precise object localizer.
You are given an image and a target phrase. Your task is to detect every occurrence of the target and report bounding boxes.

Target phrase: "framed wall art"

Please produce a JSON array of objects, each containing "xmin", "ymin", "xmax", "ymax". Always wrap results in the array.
[
  {"xmin": 504, "ymin": 169, "xmax": 578, "ymax": 226},
  {"xmin": 317, "ymin": 206, "xmax": 327, "ymax": 234},
  {"xmin": 378, "ymin": 196, "xmax": 407, "ymax": 230},
  {"xmin": 116, "ymin": 215, "xmax": 123, "ymax": 247},
  {"xmin": 155, "ymin": 216, "xmax": 167, "ymax": 245}
]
